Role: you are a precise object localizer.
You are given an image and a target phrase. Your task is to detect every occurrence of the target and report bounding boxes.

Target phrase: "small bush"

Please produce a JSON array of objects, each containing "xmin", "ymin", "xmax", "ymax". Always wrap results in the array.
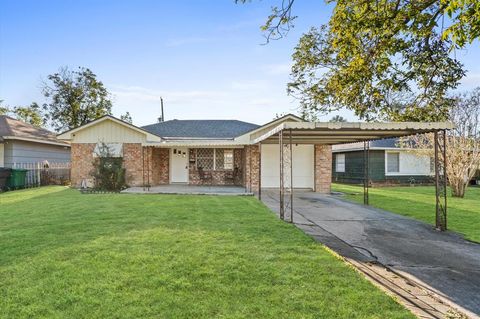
[{"xmin": 91, "ymin": 143, "xmax": 126, "ymax": 191}]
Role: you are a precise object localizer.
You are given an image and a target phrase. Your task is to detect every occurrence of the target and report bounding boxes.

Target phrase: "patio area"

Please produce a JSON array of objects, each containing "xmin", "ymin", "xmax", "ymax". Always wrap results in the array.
[{"xmin": 121, "ymin": 184, "xmax": 251, "ymax": 195}]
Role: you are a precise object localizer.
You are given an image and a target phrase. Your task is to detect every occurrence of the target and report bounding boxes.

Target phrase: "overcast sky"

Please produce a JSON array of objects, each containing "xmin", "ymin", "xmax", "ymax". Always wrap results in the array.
[{"xmin": 1, "ymin": 0, "xmax": 479, "ymax": 127}]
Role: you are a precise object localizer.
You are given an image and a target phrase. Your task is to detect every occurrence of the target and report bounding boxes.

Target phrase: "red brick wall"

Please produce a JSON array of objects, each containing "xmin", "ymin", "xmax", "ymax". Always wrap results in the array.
[
  {"xmin": 71, "ymin": 143, "xmax": 96, "ymax": 187},
  {"xmin": 123, "ymin": 143, "xmax": 144, "ymax": 186},
  {"xmin": 151, "ymin": 148, "xmax": 169, "ymax": 185},
  {"xmin": 314, "ymin": 144, "xmax": 332, "ymax": 193},
  {"xmin": 244, "ymin": 145, "xmax": 260, "ymax": 192},
  {"xmin": 71, "ymin": 143, "xmax": 171, "ymax": 188}
]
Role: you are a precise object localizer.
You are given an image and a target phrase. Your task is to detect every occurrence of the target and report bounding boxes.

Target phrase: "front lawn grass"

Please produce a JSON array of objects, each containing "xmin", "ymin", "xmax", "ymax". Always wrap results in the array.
[
  {"xmin": 0, "ymin": 186, "xmax": 413, "ymax": 318},
  {"xmin": 332, "ymin": 183, "xmax": 480, "ymax": 242}
]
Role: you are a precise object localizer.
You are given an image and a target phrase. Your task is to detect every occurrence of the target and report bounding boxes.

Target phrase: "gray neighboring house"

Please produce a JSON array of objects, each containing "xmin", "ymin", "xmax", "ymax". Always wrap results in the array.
[
  {"xmin": 332, "ymin": 138, "xmax": 434, "ymax": 185},
  {"xmin": 0, "ymin": 115, "xmax": 70, "ymax": 167}
]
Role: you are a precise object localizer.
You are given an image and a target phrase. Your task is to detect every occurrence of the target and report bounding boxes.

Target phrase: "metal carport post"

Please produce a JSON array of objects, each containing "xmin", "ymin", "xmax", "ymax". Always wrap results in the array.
[
  {"xmin": 434, "ymin": 130, "xmax": 447, "ymax": 231},
  {"xmin": 253, "ymin": 121, "xmax": 451, "ymax": 230},
  {"xmin": 363, "ymin": 141, "xmax": 370, "ymax": 205}
]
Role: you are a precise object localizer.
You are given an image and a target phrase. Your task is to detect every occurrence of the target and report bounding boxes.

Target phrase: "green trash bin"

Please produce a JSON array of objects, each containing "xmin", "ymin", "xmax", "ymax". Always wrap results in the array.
[{"xmin": 6, "ymin": 169, "xmax": 28, "ymax": 190}]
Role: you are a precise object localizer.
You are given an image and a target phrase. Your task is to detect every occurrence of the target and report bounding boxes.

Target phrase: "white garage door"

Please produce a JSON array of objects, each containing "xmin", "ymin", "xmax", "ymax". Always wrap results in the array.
[{"xmin": 261, "ymin": 144, "xmax": 314, "ymax": 189}]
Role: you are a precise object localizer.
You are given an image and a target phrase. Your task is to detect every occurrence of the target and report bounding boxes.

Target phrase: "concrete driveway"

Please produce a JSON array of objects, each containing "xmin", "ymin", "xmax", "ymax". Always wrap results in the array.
[{"xmin": 261, "ymin": 190, "xmax": 480, "ymax": 317}]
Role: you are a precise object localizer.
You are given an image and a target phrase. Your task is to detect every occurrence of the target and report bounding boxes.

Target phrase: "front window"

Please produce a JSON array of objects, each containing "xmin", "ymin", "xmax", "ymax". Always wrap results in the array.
[
  {"xmin": 223, "ymin": 150, "xmax": 234, "ymax": 170},
  {"xmin": 335, "ymin": 153, "xmax": 345, "ymax": 172},
  {"xmin": 196, "ymin": 149, "xmax": 214, "ymax": 170},
  {"xmin": 387, "ymin": 152, "xmax": 400, "ymax": 173},
  {"xmin": 196, "ymin": 149, "xmax": 234, "ymax": 170}
]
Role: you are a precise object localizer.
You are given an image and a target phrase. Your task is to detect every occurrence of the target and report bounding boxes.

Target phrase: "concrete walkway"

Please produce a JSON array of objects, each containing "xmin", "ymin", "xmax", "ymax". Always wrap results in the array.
[
  {"xmin": 261, "ymin": 190, "xmax": 480, "ymax": 317},
  {"xmin": 122, "ymin": 185, "xmax": 251, "ymax": 196}
]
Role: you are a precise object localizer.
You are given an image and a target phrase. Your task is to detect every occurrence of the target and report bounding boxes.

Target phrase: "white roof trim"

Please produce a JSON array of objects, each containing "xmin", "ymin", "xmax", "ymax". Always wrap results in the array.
[
  {"xmin": 234, "ymin": 114, "xmax": 303, "ymax": 141},
  {"xmin": 143, "ymin": 140, "xmax": 245, "ymax": 148},
  {"xmin": 252, "ymin": 121, "xmax": 455, "ymax": 144}
]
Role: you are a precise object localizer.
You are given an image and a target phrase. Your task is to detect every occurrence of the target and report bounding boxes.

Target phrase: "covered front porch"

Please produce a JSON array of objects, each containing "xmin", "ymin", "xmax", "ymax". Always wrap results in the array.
[{"xmin": 139, "ymin": 145, "xmax": 246, "ymax": 187}]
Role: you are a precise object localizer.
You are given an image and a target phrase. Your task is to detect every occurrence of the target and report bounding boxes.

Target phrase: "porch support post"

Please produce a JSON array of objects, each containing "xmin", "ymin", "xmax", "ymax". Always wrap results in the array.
[
  {"xmin": 258, "ymin": 143, "xmax": 262, "ymax": 200},
  {"xmin": 279, "ymin": 130, "xmax": 284, "ymax": 220},
  {"xmin": 248, "ymin": 146, "xmax": 252, "ymax": 193},
  {"xmin": 142, "ymin": 146, "xmax": 146, "ymax": 191},
  {"xmin": 147, "ymin": 147, "xmax": 151, "ymax": 191},
  {"xmin": 289, "ymin": 128, "xmax": 293, "ymax": 223},
  {"xmin": 434, "ymin": 130, "xmax": 448, "ymax": 231},
  {"xmin": 363, "ymin": 141, "xmax": 370, "ymax": 205}
]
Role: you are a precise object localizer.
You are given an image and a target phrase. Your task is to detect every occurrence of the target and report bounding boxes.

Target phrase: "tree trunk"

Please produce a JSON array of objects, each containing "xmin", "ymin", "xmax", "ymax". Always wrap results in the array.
[{"xmin": 450, "ymin": 178, "xmax": 466, "ymax": 198}]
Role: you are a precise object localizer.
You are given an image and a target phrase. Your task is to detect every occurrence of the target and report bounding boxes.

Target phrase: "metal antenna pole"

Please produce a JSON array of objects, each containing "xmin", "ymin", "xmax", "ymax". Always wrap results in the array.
[{"xmin": 160, "ymin": 97, "xmax": 164, "ymax": 122}]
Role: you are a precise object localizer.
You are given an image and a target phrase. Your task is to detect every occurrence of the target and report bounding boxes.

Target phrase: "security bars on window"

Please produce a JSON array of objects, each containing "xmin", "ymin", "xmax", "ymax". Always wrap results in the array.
[{"xmin": 196, "ymin": 149, "xmax": 234, "ymax": 170}]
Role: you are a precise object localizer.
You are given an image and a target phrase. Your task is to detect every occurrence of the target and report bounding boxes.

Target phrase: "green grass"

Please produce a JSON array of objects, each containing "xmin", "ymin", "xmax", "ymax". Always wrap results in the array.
[
  {"xmin": 332, "ymin": 183, "xmax": 480, "ymax": 242},
  {"xmin": 0, "ymin": 186, "xmax": 413, "ymax": 319}
]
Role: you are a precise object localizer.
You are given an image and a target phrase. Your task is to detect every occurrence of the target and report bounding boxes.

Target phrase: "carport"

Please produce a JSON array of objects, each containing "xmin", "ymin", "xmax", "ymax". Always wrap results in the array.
[{"xmin": 251, "ymin": 121, "xmax": 454, "ymax": 231}]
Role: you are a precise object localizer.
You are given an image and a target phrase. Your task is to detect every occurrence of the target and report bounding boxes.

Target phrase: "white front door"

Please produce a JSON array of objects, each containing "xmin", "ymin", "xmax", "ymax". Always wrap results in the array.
[{"xmin": 170, "ymin": 147, "xmax": 189, "ymax": 183}]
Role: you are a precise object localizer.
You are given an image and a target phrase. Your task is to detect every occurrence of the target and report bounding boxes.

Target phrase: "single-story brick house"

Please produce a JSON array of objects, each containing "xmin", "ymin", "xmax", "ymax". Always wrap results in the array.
[
  {"xmin": 57, "ymin": 114, "xmax": 334, "ymax": 192},
  {"xmin": 332, "ymin": 138, "xmax": 434, "ymax": 185}
]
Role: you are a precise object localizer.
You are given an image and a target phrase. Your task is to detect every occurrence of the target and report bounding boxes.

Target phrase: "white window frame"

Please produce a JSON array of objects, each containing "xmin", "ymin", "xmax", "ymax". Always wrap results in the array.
[
  {"xmin": 385, "ymin": 151, "xmax": 400, "ymax": 175},
  {"xmin": 335, "ymin": 153, "xmax": 345, "ymax": 173}
]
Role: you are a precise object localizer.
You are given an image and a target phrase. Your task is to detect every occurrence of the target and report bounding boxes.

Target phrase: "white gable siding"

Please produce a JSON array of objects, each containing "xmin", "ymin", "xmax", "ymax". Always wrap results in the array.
[{"xmin": 72, "ymin": 120, "xmax": 147, "ymax": 143}]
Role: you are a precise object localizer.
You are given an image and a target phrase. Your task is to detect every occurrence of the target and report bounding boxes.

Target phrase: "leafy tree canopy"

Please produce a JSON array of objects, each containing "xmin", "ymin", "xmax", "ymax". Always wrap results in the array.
[
  {"xmin": 0, "ymin": 101, "xmax": 45, "ymax": 127},
  {"xmin": 0, "ymin": 100, "xmax": 8, "ymax": 115},
  {"xmin": 42, "ymin": 67, "xmax": 112, "ymax": 132},
  {"xmin": 329, "ymin": 115, "xmax": 347, "ymax": 122},
  {"xmin": 12, "ymin": 103, "xmax": 44, "ymax": 127},
  {"xmin": 239, "ymin": 0, "xmax": 479, "ymax": 121},
  {"xmin": 120, "ymin": 111, "xmax": 133, "ymax": 124}
]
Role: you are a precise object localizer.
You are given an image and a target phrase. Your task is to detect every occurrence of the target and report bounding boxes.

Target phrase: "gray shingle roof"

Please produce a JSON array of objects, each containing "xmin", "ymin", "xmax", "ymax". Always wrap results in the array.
[
  {"xmin": 369, "ymin": 138, "xmax": 399, "ymax": 148},
  {"xmin": 0, "ymin": 115, "xmax": 69, "ymax": 145},
  {"xmin": 141, "ymin": 119, "xmax": 260, "ymax": 139},
  {"xmin": 332, "ymin": 137, "xmax": 399, "ymax": 152}
]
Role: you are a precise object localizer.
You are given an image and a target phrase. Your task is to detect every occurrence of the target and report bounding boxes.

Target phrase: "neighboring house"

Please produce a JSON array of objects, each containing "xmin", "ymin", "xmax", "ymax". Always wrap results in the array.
[
  {"xmin": 332, "ymin": 138, "xmax": 434, "ymax": 185},
  {"xmin": 58, "ymin": 114, "xmax": 332, "ymax": 191},
  {"xmin": 0, "ymin": 115, "xmax": 70, "ymax": 167}
]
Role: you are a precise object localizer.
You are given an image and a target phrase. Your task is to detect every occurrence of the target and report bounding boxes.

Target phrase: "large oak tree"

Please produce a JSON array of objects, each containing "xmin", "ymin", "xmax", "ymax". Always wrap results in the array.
[
  {"xmin": 239, "ymin": 0, "xmax": 479, "ymax": 121},
  {"xmin": 42, "ymin": 67, "xmax": 112, "ymax": 132}
]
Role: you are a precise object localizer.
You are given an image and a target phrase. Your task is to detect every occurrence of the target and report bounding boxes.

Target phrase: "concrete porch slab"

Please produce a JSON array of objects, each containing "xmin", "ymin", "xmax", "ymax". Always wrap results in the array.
[{"xmin": 121, "ymin": 184, "xmax": 252, "ymax": 196}]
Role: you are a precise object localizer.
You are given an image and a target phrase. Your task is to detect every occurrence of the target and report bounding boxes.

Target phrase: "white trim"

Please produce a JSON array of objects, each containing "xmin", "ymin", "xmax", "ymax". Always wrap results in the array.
[
  {"xmin": 234, "ymin": 114, "xmax": 304, "ymax": 142},
  {"xmin": 144, "ymin": 141, "xmax": 244, "ymax": 148},
  {"xmin": 252, "ymin": 121, "xmax": 454, "ymax": 144},
  {"xmin": 2, "ymin": 136, "xmax": 70, "ymax": 147}
]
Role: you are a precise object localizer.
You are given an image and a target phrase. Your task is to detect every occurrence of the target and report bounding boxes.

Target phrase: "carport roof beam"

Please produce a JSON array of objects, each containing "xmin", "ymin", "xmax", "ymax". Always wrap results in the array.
[{"xmin": 251, "ymin": 122, "xmax": 454, "ymax": 145}]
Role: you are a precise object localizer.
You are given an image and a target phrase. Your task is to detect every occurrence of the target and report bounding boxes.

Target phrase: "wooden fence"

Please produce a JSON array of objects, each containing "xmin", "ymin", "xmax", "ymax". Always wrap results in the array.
[{"xmin": 11, "ymin": 162, "xmax": 71, "ymax": 187}]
